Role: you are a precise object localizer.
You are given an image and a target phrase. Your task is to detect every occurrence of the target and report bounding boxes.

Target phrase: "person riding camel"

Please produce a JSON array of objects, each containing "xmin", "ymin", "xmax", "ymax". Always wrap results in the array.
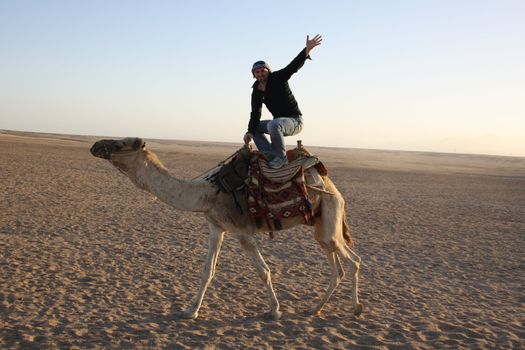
[{"xmin": 243, "ymin": 34, "xmax": 323, "ymax": 168}]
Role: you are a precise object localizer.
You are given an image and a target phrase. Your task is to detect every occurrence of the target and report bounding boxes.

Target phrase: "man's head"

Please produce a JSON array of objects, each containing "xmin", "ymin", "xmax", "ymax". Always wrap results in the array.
[{"xmin": 252, "ymin": 60, "xmax": 271, "ymax": 82}]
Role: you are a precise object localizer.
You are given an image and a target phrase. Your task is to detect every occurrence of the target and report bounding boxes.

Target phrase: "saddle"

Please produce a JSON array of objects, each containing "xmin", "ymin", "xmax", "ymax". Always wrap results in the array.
[
  {"xmin": 211, "ymin": 141, "xmax": 328, "ymax": 235},
  {"xmin": 256, "ymin": 155, "xmax": 319, "ymax": 183}
]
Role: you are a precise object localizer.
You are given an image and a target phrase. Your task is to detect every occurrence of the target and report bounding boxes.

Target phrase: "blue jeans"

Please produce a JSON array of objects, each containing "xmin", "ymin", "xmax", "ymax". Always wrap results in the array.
[{"xmin": 254, "ymin": 116, "xmax": 303, "ymax": 159}]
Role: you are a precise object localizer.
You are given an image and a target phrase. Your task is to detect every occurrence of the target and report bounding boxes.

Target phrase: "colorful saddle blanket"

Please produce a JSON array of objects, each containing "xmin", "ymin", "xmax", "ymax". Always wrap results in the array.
[
  {"xmin": 247, "ymin": 153, "xmax": 317, "ymax": 232},
  {"xmin": 210, "ymin": 144, "xmax": 328, "ymax": 236}
]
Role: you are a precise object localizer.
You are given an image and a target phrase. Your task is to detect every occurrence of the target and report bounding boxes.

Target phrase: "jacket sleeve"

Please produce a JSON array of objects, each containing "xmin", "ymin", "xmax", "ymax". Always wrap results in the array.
[
  {"xmin": 274, "ymin": 47, "xmax": 311, "ymax": 81},
  {"xmin": 247, "ymin": 89, "xmax": 263, "ymax": 134}
]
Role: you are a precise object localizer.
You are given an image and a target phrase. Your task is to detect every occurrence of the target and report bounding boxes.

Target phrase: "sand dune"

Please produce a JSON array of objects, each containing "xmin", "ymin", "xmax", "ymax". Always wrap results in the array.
[{"xmin": 1, "ymin": 131, "xmax": 524, "ymax": 349}]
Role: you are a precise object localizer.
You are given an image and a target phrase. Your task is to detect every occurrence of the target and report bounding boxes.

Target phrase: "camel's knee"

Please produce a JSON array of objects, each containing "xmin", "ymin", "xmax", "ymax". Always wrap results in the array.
[
  {"xmin": 351, "ymin": 262, "xmax": 361, "ymax": 275},
  {"xmin": 238, "ymin": 235, "xmax": 272, "ymax": 284},
  {"xmin": 238, "ymin": 235, "xmax": 255, "ymax": 250},
  {"xmin": 332, "ymin": 270, "xmax": 345, "ymax": 287},
  {"xmin": 346, "ymin": 249, "xmax": 362, "ymax": 269},
  {"xmin": 346, "ymin": 259, "xmax": 360, "ymax": 278},
  {"xmin": 334, "ymin": 254, "xmax": 345, "ymax": 281},
  {"xmin": 337, "ymin": 265, "xmax": 345, "ymax": 280},
  {"xmin": 316, "ymin": 237, "xmax": 343, "ymax": 255},
  {"xmin": 259, "ymin": 269, "xmax": 271, "ymax": 285},
  {"xmin": 200, "ymin": 266, "xmax": 213, "ymax": 284},
  {"xmin": 252, "ymin": 263, "xmax": 271, "ymax": 284}
]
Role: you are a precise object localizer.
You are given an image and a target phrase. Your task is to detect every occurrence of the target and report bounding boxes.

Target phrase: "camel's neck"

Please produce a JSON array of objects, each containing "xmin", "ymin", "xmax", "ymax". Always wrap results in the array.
[{"xmin": 114, "ymin": 150, "xmax": 217, "ymax": 212}]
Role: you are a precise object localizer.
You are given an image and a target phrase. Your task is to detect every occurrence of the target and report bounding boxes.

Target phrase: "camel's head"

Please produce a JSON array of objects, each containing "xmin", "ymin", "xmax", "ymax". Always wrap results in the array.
[{"xmin": 90, "ymin": 137, "xmax": 146, "ymax": 160}]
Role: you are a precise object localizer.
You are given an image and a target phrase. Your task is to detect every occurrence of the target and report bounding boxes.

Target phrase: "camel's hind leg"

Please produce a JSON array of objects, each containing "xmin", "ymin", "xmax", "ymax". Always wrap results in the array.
[
  {"xmin": 181, "ymin": 223, "xmax": 225, "ymax": 319},
  {"xmin": 341, "ymin": 243, "xmax": 363, "ymax": 316},
  {"xmin": 238, "ymin": 233, "xmax": 282, "ymax": 320},
  {"xmin": 311, "ymin": 192, "xmax": 363, "ymax": 316},
  {"xmin": 308, "ymin": 249, "xmax": 345, "ymax": 315}
]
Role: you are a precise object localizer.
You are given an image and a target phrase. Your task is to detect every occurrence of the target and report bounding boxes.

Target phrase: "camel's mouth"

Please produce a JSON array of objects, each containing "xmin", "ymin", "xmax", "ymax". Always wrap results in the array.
[
  {"xmin": 90, "ymin": 140, "xmax": 116, "ymax": 159},
  {"xmin": 90, "ymin": 138, "xmax": 145, "ymax": 159}
]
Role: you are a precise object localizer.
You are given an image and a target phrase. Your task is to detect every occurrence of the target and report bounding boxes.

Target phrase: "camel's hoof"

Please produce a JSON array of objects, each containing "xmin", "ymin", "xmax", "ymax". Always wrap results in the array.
[
  {"xmin": 306, "ymin": 307, "xmax": 321, "ymax": 316},
  {"xmin": 263, "ymin": 310, "xmax": 282, "ymax": 320},
  {"xmin": 354, "ymin": 303, "xmax": 364, "ymax": 317},
  {"xmin": 180, "ymin": 310, "xmax": 198, "ymax": 320}
]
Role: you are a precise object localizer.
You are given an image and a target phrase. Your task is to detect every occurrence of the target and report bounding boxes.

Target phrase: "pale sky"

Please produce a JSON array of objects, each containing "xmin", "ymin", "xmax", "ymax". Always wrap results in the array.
[{"xmin": 1, "ymin": 0, "xmax": 524, "ymax": 156}]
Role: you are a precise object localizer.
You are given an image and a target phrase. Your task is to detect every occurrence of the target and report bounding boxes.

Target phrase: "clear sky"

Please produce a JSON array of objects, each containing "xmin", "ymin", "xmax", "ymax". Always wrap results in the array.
[{"xmin": 1, "ymin": 0, "xmax": 524, "ymax": 156}]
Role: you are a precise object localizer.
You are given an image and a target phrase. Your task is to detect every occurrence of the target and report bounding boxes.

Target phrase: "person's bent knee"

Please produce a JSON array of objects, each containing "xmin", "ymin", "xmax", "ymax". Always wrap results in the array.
[{"xmin": 267, "ymin": 120, "xmax": 284, "ymax": 135}]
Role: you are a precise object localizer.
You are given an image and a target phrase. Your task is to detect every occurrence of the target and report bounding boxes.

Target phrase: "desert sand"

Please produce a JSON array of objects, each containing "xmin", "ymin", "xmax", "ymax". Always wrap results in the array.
[{"xmin": 1, "ymin": 130, "xmax": 524, "ymax": 349}]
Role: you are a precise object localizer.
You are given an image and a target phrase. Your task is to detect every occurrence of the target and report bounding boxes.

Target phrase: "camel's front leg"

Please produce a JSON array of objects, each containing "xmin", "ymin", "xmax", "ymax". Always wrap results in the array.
[
  {"xmin": 181, "ymin": 224, "xmax": 224, "ymax": 319},
  {"xmin": 238, "ymin": 234, "xmax": 282, "ymax": 320}
]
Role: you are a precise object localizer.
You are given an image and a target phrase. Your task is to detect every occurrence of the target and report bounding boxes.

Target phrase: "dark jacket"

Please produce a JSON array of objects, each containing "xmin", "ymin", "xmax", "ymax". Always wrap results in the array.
[{"xmin": 247, "ymin": 48, "xmax": 311, "ymax": 134}]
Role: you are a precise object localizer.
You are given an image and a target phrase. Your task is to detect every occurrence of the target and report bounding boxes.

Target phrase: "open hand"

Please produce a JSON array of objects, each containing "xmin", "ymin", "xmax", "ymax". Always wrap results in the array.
[{"xmin": 306, "ymin": 34, "xmax": 322, "ymax": 56}]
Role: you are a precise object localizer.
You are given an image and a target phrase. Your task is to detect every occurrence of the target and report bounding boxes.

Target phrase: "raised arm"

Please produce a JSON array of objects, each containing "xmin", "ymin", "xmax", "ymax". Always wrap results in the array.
[{"xmin": 276, "ymin": 34, "xmax": 323, "ymax": 81}]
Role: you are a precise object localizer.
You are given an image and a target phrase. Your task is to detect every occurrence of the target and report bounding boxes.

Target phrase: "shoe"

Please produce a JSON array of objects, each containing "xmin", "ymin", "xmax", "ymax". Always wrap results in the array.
[{"xmin": 268, "ymin": 156, "xmax": 288, "ymax": 169}]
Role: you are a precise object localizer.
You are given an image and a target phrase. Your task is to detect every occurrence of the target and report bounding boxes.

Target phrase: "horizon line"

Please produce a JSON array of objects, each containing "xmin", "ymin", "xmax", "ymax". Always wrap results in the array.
[{"xmin": 1, "ymin": 128, "xmax": 524, "ymax": 160}]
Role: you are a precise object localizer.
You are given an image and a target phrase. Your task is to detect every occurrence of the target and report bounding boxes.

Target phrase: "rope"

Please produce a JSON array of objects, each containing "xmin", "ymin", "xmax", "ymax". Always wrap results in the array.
[
  {"xmin": 191, "ymin": 144, "xmax": 250, "ymax": 180},
  {"xmin": 305, "ymin": 184, "xmax": 337, "ymax": 196}
]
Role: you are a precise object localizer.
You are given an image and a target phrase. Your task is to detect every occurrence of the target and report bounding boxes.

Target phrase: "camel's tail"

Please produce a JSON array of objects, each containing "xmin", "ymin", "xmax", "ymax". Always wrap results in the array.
[{"xmin": 337, "ymin": 203, "xmax": 361, "ymax": 266}]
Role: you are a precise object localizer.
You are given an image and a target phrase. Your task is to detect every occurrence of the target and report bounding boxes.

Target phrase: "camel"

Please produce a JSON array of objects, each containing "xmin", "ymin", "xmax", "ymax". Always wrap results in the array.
[{"xmin": 90, "ymin": 137, "xmax": 362, "ymax": 320}]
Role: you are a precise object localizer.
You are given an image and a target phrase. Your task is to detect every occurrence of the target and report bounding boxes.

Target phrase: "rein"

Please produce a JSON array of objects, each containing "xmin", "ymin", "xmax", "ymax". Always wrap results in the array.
[
  {"xmin": 192, "ymin": 145, "xmax": 251, "ymax": 180},
  {"xmin": 109, "ymin": 145, "xmax": 147, "ymax": 157}
]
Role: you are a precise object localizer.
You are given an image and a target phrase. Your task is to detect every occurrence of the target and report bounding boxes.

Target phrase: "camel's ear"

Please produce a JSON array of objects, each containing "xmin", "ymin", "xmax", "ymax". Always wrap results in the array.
[{"xmin": 132, "ymin": 138, "xmax": 145, "ymax": 150}]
